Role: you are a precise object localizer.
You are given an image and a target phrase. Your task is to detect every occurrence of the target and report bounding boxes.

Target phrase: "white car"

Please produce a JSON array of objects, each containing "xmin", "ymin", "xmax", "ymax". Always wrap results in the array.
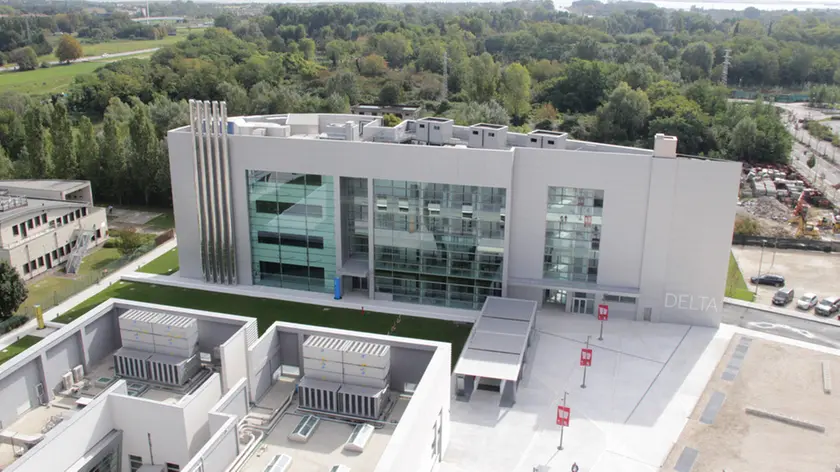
[{"xmin": 797, "ymin": 293, "xmax": 818, "ymax": 310}]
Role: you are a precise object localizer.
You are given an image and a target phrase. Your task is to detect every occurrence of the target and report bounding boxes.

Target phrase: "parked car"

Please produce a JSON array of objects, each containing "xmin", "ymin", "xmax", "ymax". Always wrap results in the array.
[
  {"xmin": 797, "ymin": 293, "xmax": 819, "ymax": 310},
  {"xmin": 750, "ymin": 274, "xmax": 785, "ymax": 287},
  {"xmin": 772, "ymin": 287, "xmax": 795, "ymax": 306},
  {"xmin": 815, "ymin": 297, "xmax": 840, "ymax": 316}
]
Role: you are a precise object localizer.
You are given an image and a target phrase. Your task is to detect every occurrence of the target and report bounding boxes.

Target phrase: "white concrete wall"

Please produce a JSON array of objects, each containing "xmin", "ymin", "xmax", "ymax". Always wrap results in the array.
[
  {"xmin": 246, "ymin": 328, "xmax": 281, "ymax": 402},
  {"xmin": 181, "ymin": 374, "xmax": 223, "ymax": 456},
  {"xmin": 181, "ymin": 378, "xmax": 248, "ymax": 472},
  {"xmin": 4, "ymin": 382, "xmax": 124, "ymax": 472},
  {"xmin": 110, "ymin": 393, "xmax": 190, "ymax": 471},
  {"xmin": 374, "ymin": 341, "xmax": 451, "ymax": 472},
  {"xmin": 168, "ymin": 130, "xmax": 203, "ymax": 280},
  {"xmin": 219, "ymin": 327, "xmax": 249, "ymax": 393}
]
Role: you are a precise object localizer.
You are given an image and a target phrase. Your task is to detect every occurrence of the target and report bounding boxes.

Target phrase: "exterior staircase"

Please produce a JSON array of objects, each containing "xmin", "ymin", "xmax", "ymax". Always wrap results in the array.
[{"xmin": 65, "ymin": 229, "xmax": 95, "ymax": 274}]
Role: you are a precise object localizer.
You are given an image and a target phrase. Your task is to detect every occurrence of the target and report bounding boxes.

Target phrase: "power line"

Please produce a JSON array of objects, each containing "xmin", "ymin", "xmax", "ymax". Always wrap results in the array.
[{"xmin": 721, "ymin": 48, "xmax": 731, "ymax": 86}]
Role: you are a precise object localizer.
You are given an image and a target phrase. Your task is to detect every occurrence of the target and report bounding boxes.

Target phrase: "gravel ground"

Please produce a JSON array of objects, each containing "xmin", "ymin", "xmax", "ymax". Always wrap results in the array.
[{"xmin": 662, "ymin": 336, "xmax": 840, "ymax": 472}]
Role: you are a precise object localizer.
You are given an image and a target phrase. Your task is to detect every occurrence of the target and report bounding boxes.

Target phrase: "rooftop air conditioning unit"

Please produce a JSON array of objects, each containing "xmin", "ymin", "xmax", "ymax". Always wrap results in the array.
[
  {"xmin": 288, "ymin": 415, "xmax": 320, "ymax": 443},
  {"xmin": 72, "ymin": 365, "xmax": 85, "ymax": 383},
  {"xmin": 62, "ymin": 372, "xmax": 75, "ymax": 391},
  {"xmin": 343, "ymin": 423, "xmax": 375, "ymax": 453},
  {"xmin": 263, "ymin": 454, "xmax": 293, "ymax": 472}
]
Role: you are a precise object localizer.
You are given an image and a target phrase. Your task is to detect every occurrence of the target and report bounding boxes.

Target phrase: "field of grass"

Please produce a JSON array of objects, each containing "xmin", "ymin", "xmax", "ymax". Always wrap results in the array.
[
  {"xmin": 37, "ymin": 28, "xmax": 202, "ymax": 62},
  {"xmin": 146, "ymin": 210, "xmax": 176, "ymax": 230},
  {"xmin": 725, "ymin": 252, "xmax": 755, "ymax": 302},
  {"xmin": 0, "ymin": 61, "xmax": 108, "ymax": 94},
  {"xmin": 0, "ymin": 336, "xmax": 41, "ymax": 365},
  {"xmin": 138, "ymin": 248, "xmax": 179, "ymax": 275},
  {"xmin": 53, "ymin": 281, "xmax": 472, "ymax": 366}
]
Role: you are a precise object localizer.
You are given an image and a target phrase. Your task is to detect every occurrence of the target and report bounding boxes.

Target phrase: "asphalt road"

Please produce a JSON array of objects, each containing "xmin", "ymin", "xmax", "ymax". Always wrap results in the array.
[
  {"xmin": 722, "ymin": 303, "xmax": 840, "ymax": 349},
  {"xmin": 0, "ymin": 48, "xmax": 159, "ymax": 72}
]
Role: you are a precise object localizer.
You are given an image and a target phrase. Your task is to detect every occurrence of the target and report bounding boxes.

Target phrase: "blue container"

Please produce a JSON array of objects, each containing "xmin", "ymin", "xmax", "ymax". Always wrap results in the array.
[{"xmin": 334, "ymin": 277, "xmax": 342, "ymax": 300}]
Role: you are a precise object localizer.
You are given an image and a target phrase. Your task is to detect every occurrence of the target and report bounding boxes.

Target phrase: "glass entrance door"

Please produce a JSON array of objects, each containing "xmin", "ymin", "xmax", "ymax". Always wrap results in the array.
[
  {"xmin": 572, "ymin": 292, "xmax": 595, "ymax": 314},
  {"xmin": 572, "ymin": 298, "xmax": 589, "ymax": 314}
]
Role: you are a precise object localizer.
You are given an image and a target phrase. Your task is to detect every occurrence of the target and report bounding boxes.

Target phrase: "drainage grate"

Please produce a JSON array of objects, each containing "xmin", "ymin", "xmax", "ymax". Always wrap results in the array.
[
  {"xmin": 699, "ymin": 391, "xmax": 726, "ymax": 425},
  {"xmin": 674, "ymin": 447, "xmax": 699, "ymax": 472},
  {"xmin": 722, "ymin": 337, "xmax": 752, "ymax": 381}
]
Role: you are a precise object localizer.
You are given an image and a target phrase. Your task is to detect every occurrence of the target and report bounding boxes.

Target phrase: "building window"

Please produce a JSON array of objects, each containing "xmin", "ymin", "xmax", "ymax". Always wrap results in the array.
[
  {"xmin": 472, "ymin": 130, "xmax": 479, "ymax": 135},
  {"xmin": 22, "ymin": 263, "xmax": 29, "ymax": 274},
  {"xmin": 38, "ymin": 256, "xmax": 44, "ymax": 268},
  {"xmin": 34, "ymin": 215, "xmax": 40, "ymax": 225},
  {"xmin": 30, "ymin": 259, "xmax": 36, "ymax": 270},
  {"xmin": 27, "ymin": 219, "xmax": 33, "ymax": 229},
  {"xmin": 82, "ymin": 208, "xmax": 87, "ymax": 216},
  {"xmin": 530, "ymin": 138, "xmax": 538, "ymax": 143},
  {"xmin": 547, "ymin": 140, "xmax": 555, "ymax": 145},
  {"xmin": 543, "ymin": 186, "xmax": 604, "ymax": 283},
  {"xmin": 488, "ymin": 132, "xmax": 495, "ymax": 137},
  {"xmin": 95, "ymin": 229, "xmax": 101, "ymax": 239},
  {"xmin": 75, "ymin": 209, "xmax": 81, "ymax": 218},
  {"xmin": 603, "ymin": 294, "xmax": 637, "ymax": 304},
  {"xmin": 62, "ymin": 215, "xmax": 68, "ymax": 225},
  {"xmin": 69, "ymin": 212, "xmax": 75, "ymax": 222},
  {"xmin": 165, "ymin": 463, "xmax": 180, "ymax": 472},
  {"xmin": 55, "ymin": 218, "xmax": 61, "ymax": 226},
  {"xmin": 42, "ymin": 213, "xmax": 47, "ymax": 222},
  {"xmin": 129, "ymin": 455, "xmax": 143, "ymax": 472},
  {"xmin": 433, "ymin": 125, "xmax": 440, "ymax": 130},
  {"xmin": 257, "ymin": 231, "xmax": 280, "ymax": 245},
  {"xmin": 12, "ymin": 225, "xmax": 18, "ymax": 236},
  {"xmin": 58, "ymin": 247, "xmax": 65, "ymax": 257}
]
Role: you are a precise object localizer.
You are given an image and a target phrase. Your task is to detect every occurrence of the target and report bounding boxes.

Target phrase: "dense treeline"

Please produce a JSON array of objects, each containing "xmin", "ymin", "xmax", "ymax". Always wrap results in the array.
[{"xmin": 0, "ymin": 1, "xmax": 810, "ymax": 206}]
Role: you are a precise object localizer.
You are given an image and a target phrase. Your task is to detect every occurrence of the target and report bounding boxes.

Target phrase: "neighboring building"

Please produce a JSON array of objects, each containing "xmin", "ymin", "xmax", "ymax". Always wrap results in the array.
[
  {"xmin": 167, "ymin": 102, "xmax": 741, "ymax": 327},
  {"xmin": 0, "ymin": 180, "xmax": 108, "ymax": 279},
  {"xmin": 0, "ymin": 299, "xmax": 450, "ymax": 472},
  {"xmin": 350, "ymin": 104, "xmax": 422, "ymax": 120}
]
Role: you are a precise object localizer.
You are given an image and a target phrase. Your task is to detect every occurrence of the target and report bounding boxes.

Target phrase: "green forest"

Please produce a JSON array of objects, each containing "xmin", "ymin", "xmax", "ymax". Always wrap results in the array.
[{"xmin": 4, "ymin": 1, "xmax": 839, "ymax": 206}]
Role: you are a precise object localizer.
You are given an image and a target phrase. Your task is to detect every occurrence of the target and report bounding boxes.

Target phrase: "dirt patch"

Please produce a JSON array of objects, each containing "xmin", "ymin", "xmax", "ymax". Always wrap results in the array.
[{"xmin": 663, "ymin": 336, "xmax": 840, "ymax": 472}]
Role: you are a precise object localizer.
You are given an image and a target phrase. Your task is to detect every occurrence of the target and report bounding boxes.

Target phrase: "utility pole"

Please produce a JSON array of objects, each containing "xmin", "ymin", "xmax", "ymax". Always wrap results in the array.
[
  {"xmin": 721, "ymin": 49, "xmax": 731, "ymax": 86},
  {"xmin": 441, "ymin": 50, "xmax": 448, "ymax": 101}
]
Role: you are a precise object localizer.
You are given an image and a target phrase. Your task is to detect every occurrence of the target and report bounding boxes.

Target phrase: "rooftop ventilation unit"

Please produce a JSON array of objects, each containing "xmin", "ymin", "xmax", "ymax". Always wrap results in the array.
[
  {"xmin": 298, "ymin": 377, "xmax": 340, "ymax": 412},
  {"xmin": 337, "ymin": 384, "xmax": 387, "ymax": 419},
  {"xmin": 343, "ymin": 423, "xmax": 375, "ymax": 453},
  {"xmin": 72, "ymin": 365, "xmax": 85, "ymax": 383},
  {"xmin": 62, "ymin": 372, "xmax": 75, "ymax": 391},
  {"xmin": 288, "ymin": 415, "xmax": 320, "ymax": 443},
  {"xmin": 113, "ymin": 348, "xmax": 153, "ymax": 380},
  {"xmin": 0, "ymin": 195, "xmax": 27, "ymax": 212},
  {"xmin": 415, "ymin": 117, "xmax": 453, "ymax": 145},
  {"xmin": 262, "ymin": 454, "xmax": 293, "ymax": 472}
]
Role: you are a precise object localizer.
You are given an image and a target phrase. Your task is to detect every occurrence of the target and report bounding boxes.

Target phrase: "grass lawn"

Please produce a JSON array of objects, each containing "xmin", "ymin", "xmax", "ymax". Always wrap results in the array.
[
  {"xmin": 0, "ymin": 61, "xmax": 108, "ymax": 94},
  {"xmin": 145, "ymin": 210, "xmax": 175, "ymax": 230},
  {"xmin": 77, "ymin": 247, "xmax": 122, "ymax": 276},
  {"xmin": 725, "ymin": 252, "xmax": 755, "ymax": 302},
  {"xmin": 0, "ymin": 336, "xmax": 42, "ymax": 366},
  {"xmin": 138, "ymin": 248, "xmax": 179, "ymax": 275},
  {"xmin": 37, "ymin": 29, "xmax": 202, "ymax": 63},
  {"xmin": 53, "ymin": 281, "xmax": 472, "ymax": 366}
]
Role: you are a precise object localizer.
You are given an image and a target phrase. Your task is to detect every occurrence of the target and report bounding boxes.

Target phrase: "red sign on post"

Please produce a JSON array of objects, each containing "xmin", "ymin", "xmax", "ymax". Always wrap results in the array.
[
  {"xmin": 584, "ymin": 215, "xmax": 592, "ymax": 227},
  {"xmin": 556, "ymin": 406, "xmax": 571, "ymax": 426},
  {"xmin": 597, "ymin": 304, "xmax": 609, "ymax": 321},
  {"xmin": 580, "ymin": 348, "xmax": 593, "ymax": 367}
]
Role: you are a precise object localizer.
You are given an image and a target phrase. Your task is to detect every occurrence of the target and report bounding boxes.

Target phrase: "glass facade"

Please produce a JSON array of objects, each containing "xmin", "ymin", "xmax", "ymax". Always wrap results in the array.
[
  {"xmin": 247, "ymin": 171, "xmax": 336, "ymax": 293},
  {"xmin": 372, "ymin": 179, "xmax": 506, "ymax": 310},
  {"xmin": 544, "ymin": 186, "xmax": 604, "ymax": 283},
  {"xmin": 340, "ymin": 177, "xmax": 369, "ymax": 258}
]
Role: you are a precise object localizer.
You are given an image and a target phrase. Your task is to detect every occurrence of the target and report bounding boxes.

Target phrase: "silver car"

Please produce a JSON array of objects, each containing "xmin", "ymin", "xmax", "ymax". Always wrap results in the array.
[{"xmin": 797, "ymin": 293, "xmax": 818, "ymax": 311}]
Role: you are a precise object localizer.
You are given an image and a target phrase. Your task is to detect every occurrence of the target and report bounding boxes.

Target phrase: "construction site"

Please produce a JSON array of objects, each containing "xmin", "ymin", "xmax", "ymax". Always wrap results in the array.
[{"xmin": 738, "ymin": 164, "xmax": 840, "ymax": 240}]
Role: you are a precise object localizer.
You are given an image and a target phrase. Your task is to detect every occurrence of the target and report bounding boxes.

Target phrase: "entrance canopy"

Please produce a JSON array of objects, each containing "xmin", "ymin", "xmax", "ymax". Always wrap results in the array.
[
  {"xmin": 337, "ymin": 257, "xmax": 369, "ymax": 278},
  {"xmin": 453, "ymin": 297, "xmax": 538, "ymax": 382}
]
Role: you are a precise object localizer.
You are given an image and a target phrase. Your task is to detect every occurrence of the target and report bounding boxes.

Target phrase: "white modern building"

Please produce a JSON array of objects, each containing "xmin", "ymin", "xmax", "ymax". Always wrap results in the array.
[
  {"xmin": 167, "ymin": 101, "xmax": 741, "ymax": 328},
  {"xmin": 0, "ymin": 299, "xmax": 450, "ymax": 472},
  {"xmin": 0, "ymin": 180, "xmax": 108, "ymax": 279}
]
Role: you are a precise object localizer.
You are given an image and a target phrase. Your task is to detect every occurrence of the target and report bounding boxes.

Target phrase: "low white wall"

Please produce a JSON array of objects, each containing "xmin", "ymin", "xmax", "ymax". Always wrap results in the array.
[
  {"xmin": 182, "ymin": 378, "xmax": 249, "ymax": 472},
  {"xmin": 220, "ymin": 328, "xmax": 249, "ymax": 393},
  {"xmin": 5, "ymin": 382, "xmax": 124, "ymax": 472},
  {"xmin": 110, "ymin": 393, "xmax": 190, "ymax": 471},
  {"xmin": 374, "ymin": 342, "xmax": 451, "ymax": 472},
  {"xmin": 181, "ymin": 374, "xmax": 223, "ymax": 456}
]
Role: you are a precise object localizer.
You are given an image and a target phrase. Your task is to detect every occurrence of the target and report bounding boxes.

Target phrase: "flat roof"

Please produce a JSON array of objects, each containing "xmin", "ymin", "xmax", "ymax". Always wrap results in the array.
[
  {"xmin": 0, "ymin": 198, "xmax": 83, "ymax": 224},
  {"xmin": 453, "ymin": 297, "xmax": 537, "ymax": 381},
  {"xmin": 0, "ymin": 180, "xmax": 89, "ymax": 193}
]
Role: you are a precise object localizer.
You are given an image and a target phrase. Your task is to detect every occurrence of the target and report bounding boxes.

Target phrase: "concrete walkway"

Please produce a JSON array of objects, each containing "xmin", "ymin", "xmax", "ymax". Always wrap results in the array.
[
  {"xmin": 0, "ymin": 238, "xmax": 178, "ymax": 350},
  {"xmin": 122, "ymin": 271, "xmax": 479, "ymax": 324}
]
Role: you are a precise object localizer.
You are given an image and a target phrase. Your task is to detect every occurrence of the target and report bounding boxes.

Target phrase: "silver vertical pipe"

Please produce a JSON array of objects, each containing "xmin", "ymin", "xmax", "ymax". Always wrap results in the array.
[
  {"xmin": 190, "ymin": 100, "xmax": 210, "ymax": 281},
  {"xmin": 220, "ymin": 102, "xmax": 236, "ymax": 284},
  {"xmin": 211, "ymin": 101, "xmax": 225, "ymax": 282},
  {"xmin": 202, "ymin": 101, "xmax": 218, "ymax": 282}
]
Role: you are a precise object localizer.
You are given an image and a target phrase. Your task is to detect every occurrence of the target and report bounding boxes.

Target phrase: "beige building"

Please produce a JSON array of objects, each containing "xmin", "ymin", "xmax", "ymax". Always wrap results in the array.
[{"xmin": 0, "ymin": 180, "xmax": 108, "ymax": 280}]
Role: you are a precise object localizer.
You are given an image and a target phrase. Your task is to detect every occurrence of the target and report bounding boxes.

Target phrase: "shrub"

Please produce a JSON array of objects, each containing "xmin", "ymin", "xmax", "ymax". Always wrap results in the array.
[{"xmin": 0, "ymin": 315, "xmax": 29, "ymax": 334}]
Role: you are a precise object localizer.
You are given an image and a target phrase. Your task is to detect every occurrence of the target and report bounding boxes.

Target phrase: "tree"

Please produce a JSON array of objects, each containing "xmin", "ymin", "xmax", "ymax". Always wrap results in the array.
[
  {"xmin": 10, "ymin": 47, "xmax": 37, "ymax": 71},
  {"xmin": 322, "ymin": 93, "xmax": 350, "ymax": 113},
  {"xmin": 23, "ymin": 106, "xmax": 52, "ymax": 178},
  {"xmin": 116, "ymin": 229, "xmax": 145, "ymax": 256},
  {"xmin": 500, "ymin": 63, "xmax": 532, "ymax": 121},
  {"xmin": 595, "ymin": 82, "xmax": 650, "ymax": 144},
  {"xmin": 541, "ymin": 59, "xmax": 612, "ymax": 113},
  {"xmin": 680, "ymin": 42, "xmax": 714, "ymax": 80},
  {"xmin": 0, "ymin": 261, "xmax": 27, "ymax": 319},
  {"xmin": 729, "ymin": 117, "xmax": 759, "ymax": 161},
  {"xmin": 382, "ymin": 113, "xmax": 401, "ymax": 127},
  {"xmin": 299, "ymin": 38, "xmax": 316, "ymax": 60},
  {"xmin": 807, "ymin": 154, "xmax": 816, "ymax": 169},
  {"xmin": 76, "ymin": 116, "xmax": 99, "ymax": 187},
  {"xmin": 148, "ymin": 96, "xmax": 189, "ymax": 139},
  {"xmin": 55, "ymin": 34, "xmax": 83, "ymax": 63},
  {"xmin": 0, "ymin": 146, "xmax": 14, "ymax": 180},
  {"xmin": 465, "ymin": 53, "xmax": 500, "ymax": 103},
  {"xmin": 325, "ymin": 70, "xmax": 360, "ymax": 105},
  {"xmin": 358, "ymin": 54, "xmax": 388, "ymax": 77},
  {"xmin": 51, "ymin": 100, "xmax": 79, "ymax": 179},
  {"xmin": 378, "ymin": 82, "xmax": 402, "ymax": 105},
  {"xmin": 100, "ymin": 98, "xmax": 130, "ymax": 203},
  {"xmin": 447, "ymin": 101, "xmax": 509, "ymax": 126},
  {"xmin": 374, "ymin": 32, "xmax": 412, "ymax": 68},
  {"xmin": 128, "ymin": 99, "xmax": 163, "ymax": 205}
]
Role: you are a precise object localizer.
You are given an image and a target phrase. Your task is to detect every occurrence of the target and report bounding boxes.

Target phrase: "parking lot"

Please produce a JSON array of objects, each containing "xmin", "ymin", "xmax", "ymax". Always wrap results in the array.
[{"xmin": 732, "ymin": 246, "xmax": 840, "ymax": 310}]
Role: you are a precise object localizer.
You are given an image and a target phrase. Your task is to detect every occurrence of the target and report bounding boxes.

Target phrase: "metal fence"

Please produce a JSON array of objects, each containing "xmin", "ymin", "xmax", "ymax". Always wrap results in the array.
[
  {"xmin": 16, "ymin": 242, "xmax": 156, "ymax": 319},
  {"xmin": 732, "ymin": 234, "xmax": 840, "ymax": 253}
]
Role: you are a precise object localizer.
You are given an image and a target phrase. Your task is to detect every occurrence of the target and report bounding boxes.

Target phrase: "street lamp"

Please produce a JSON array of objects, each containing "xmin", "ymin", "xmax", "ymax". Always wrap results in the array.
[{"xmin": 755, "ymin": 240, "xmax": 767, "ymax": 296}]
